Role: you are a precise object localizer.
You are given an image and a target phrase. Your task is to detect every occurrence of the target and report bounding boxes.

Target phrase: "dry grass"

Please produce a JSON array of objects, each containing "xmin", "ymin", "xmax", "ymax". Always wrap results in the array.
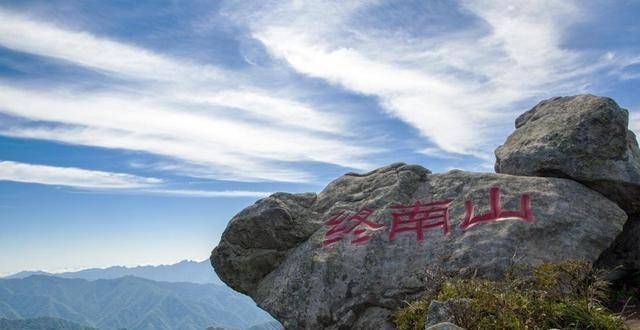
[{"xmin": 393, "ymin": 261, "xmax": 627, "ymax": 330}]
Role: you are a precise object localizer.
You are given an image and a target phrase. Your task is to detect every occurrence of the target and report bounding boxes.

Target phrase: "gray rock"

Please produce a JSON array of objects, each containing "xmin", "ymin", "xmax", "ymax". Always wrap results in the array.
[
  {"xmin": 426, "ymin": 322, "xmax": 465, "ymax": 330},
  {"xmin": 211, "ymin": 163, "xmax": 626, "ymax": 329},
  {"xmin": 211, "ymin": 192, "xmax": 318, "ymax": 295},
  {"xmin": 425, "ymin": 299, "xmax": 470, "ymax": 327},
  {"xmin": 495, "ymin": 94, "xmax": 640, "ymax": 215}
]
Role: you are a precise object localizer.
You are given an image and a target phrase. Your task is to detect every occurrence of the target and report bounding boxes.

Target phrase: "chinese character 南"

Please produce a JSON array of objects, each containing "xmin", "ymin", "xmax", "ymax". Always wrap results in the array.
[
  {"xmin": 388, "ymin": 200, "xmax": 454, "ymax": 241},
  {"xmin": 459, "ymin": 186, "xmax": 533, "ymax": 231}
]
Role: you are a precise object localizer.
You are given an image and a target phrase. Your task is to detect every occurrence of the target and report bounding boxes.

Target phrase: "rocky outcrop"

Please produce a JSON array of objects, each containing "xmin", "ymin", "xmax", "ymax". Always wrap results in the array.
[
  {"xmin": 495, "ymin": 95, "xmax": 640, "ymax": 215},
  {"xmin": 211, "ymin": 192, "xmax": 318, "ymax": 295},
  {"xmin": 212, "ymin": 164, "xmax": 626, "ymax": 329}
]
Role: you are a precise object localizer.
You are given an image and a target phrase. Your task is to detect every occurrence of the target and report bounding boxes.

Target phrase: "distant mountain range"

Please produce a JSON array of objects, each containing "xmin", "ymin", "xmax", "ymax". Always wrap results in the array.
[
  {"xmin": 0, "ymin": 260, "xmax": 278, "ymax": 329},
  {"xmin": 4, "ymin": 260, "xmax": 221, "ymax": 284},
  {"xmin": 0, "ymin": 317, "xmax": 96, "ymax": 329},
  {"xmin": 0, "ymin": 275, "xmax": 274, "ymax": 330}
]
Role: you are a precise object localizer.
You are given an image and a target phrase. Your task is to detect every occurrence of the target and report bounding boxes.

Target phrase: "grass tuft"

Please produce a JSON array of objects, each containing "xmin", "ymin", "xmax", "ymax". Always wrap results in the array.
[{"xmin": 393, "ymin": 261, "xmax": 627, "ymax": 330}]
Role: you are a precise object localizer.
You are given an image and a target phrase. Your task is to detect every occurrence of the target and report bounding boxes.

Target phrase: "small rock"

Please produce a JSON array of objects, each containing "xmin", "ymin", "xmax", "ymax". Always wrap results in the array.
[
  {"xmin": 426, "ymin": 322, "xmax": 465, "ymax": 330},
  {"xmin": 425, "ymin": 299, "xmax": 470, "ymax": 327}
]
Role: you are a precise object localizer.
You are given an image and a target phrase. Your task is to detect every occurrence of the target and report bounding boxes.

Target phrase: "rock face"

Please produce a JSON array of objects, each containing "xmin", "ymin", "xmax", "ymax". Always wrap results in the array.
[
  {"xmin": 495, "ymin": 94, "xmax": 640, "ymax": 215},
  {"xmin": 212, "ymin": 164, "xmax": 626, "ymax": 329}
]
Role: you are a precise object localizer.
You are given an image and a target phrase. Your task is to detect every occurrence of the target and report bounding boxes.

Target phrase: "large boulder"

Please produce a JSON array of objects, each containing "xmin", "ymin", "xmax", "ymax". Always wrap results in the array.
[
  {"xmin": 211, "ymin": 163, "xmax": 626, "ymax": 329},
  {"xmin": 495, "ymin": 94, "xmax": 640, "ymax": 215}
]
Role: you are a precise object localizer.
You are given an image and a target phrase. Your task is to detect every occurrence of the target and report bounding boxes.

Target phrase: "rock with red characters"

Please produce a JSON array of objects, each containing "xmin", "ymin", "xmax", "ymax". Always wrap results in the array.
[{"xmin": 211, "ymin": 163, "xmax": 626, "ymax": 329}]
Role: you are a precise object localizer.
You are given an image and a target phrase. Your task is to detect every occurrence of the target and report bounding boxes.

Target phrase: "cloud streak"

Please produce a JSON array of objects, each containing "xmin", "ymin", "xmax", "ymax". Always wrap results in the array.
[
  {"xmin": 0, "ymin": 160, "xmax": 272, "ymax": 198},
  {"xmin": 142, "ymin": 189, "xmax": 272, "ymax": 198},
  {"xmin": 0, "ymin": 8, "xmax": 220, "ymax": 82},
  {"xmin": 0, "ymin": 160, "xmax": 162, "ymax": 189},
  {"xmin": 0, "ymin": 85, "xmax": 373, "ymax": 182}
]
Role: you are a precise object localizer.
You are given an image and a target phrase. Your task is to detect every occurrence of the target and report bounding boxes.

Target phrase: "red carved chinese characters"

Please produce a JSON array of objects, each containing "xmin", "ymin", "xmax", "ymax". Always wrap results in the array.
[
  {"xmin": 322, "ymin": 208, "xmax": 384, "ymax": 247},
  {"xmin": 459, "ymin": 186, "xmax": 533, "ymax": 231},
  {"xmin": 322, "ymin": 187, "xmax": 534, "ymax": 248},
  {"xmin": 388, "ymin": 200, "xmax": 454, "ymax": 242}
]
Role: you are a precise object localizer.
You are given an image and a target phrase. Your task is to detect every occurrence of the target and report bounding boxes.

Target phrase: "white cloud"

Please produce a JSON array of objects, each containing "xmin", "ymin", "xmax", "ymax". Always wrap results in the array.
[
  {"xmin": 0, "ymin": 2, "xmax": 625, "ymax": 182},
  {"xmin": 243, "ymin": 0, "xmax": 612, "ymax": 157},
  {"xmin": 0, "ymin": 160, "xmax": 273, "ymax": 198},
  {"xmin": 0, "ymin": 85, "xmax": 372, "ymax": 182},
  {"xmin": 0, "ymin": 8, "xmax": 376, "ymax": 182},
  {"xmin": 0, "ymin": 8, "xmax": 220, "ymax": 82},
  {"xmin": 169, "ymin": 89, "xmax": 345, "ymax": 135},
  {"xmin": 0, "ymin": 160, "xmax": 162, "ymax": 189},
  {"xmin": 142, "ymin": 189, "xmax": 271, "ymax": 198},
  {"xmin": 417, "ymin": 147, "xmax": 460, "ymax": 160}
]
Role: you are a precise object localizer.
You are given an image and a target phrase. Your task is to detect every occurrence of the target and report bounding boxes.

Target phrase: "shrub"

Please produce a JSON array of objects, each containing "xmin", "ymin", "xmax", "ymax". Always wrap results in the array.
[{"xmin": 392, "ymin": 261, "xmax": 626, "ymax": 330}]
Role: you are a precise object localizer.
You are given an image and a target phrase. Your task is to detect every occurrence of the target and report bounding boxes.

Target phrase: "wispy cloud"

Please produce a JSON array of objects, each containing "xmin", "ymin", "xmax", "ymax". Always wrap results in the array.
[
  {"xmin": 142, "ymin": 189, "xmax": 271, "ymax": 198},
  {"xmin": 0, "ymin": 7, "xmax": 375, "ymax": 182},
  {"xmin": 0, "ymin": 2, "xmax": 634, "ymax": 185},
  {"xmin": 0, "ymin": 8, "xmax": 220, "ymax": 82},
  {"xmin": 169, "ymin": 89, "xmax": 345, "ymax": 135},
  {"xmin": 0, "ymin": 85, "xmax": 374, "ymax": 182},
  {"xmin": 417, "ymin": 148, "xmax": 461, "ymax": 160},
  {"xmin": 0, "ymin": 160, "xmax": 272, "ymax": 198},
  {"xmin": 0, "ymin": 160, "xmax": 162, "ymax": 189},
  {"xmin": 237, "ymin": 0, "xmax": 618, "ymax": 158}
]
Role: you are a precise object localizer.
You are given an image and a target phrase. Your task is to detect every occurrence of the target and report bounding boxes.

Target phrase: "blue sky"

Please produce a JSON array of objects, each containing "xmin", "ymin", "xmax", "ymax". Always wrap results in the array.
[{"xmin": 1, "ymin": 0, "xmax": 639, "ymax": 276}]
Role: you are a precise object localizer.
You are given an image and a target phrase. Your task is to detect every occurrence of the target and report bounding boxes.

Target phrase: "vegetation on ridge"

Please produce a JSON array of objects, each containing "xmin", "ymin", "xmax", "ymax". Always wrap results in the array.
[{"xmin": 393, "ymin": 261, "xmax": 628, "ymax": 329}]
